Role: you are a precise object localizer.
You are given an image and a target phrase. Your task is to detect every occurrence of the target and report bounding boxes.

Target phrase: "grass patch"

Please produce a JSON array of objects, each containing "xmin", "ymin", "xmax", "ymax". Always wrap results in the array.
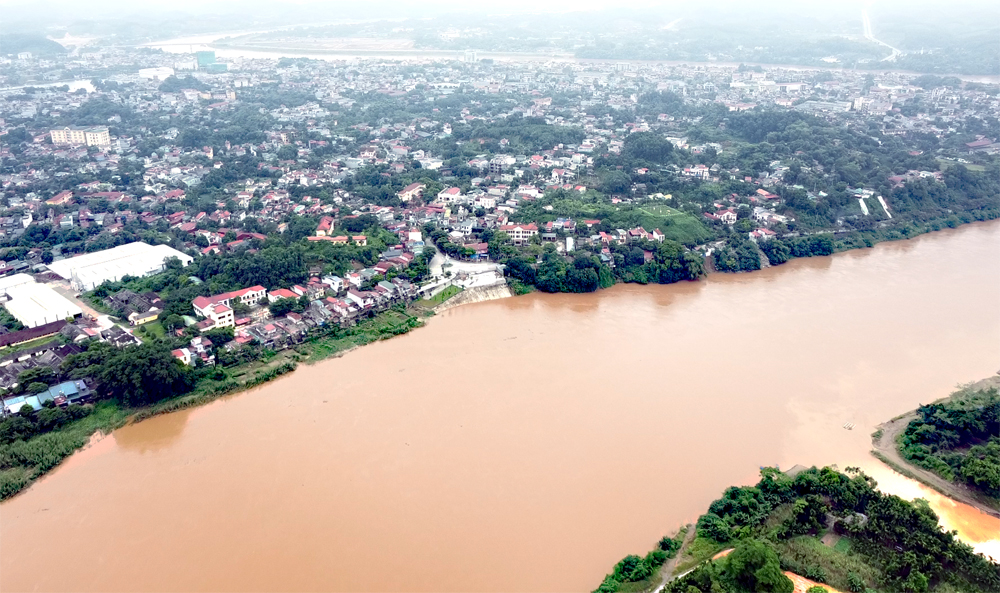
[
  {"xmin": 299, "ymin": 310, "xmax": 421, "ymax": 363},
  {"xmin": 674, "ymin": 536, "xmax": 726, "ymax": 574},
  {"xmin": 135, "ymin": 320, "xmax": 165, "ymax": 340},
  {"xmin": 833, "ymin": 537, "xmax": 853, "ymax": 554},
  {"xmin": 0, "ymin": 334, "xmax": 60, "ymax": 354},
  {"xmin": 937, "ymin": 158, "xmax": 986, "ymax": 172},
  {"xmin": 775, "ymin": 535, "xmax": 879, "ymax": 593},
  {"xmin": 639, "ymin": 204, "xmax": 687, "ymax": 217},
  {"xmin": 421, "ymin": 284, "xmax": 462, "ymax": 307}
]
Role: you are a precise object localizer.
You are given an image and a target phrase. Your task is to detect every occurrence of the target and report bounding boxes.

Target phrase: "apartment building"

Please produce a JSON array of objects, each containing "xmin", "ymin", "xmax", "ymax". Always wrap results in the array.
[{"xmin": 50, "ymin": 126, "xmax": 111, "ymax": 147}]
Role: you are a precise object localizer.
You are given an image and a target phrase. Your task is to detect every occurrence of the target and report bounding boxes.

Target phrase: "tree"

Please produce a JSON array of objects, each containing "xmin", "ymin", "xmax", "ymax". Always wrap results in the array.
[
  {"xmin": 649, "ymin": 240, "xmax": 704, "ymax": 284},
  {"xmin": 536, "ymin": 252, "xmax": 567, "ymax": 292},
  {"xmin": 16, "ymin": 366, "xmax": 56, "ymax": 390},
  {"xmin": 624, "ymin": 131, "xmax": 674, "ymax": 164},
  {"xmin": 342, "ymin": 214, "xmax": 379, "ymax": 233},
  {"xmin": 696, "ymin": 512, "xmax": 732, "ymax": 542},
  {"xmin": 276, "ymin": 145, "xmax": 298, "ymax": 161},
  {"xmin": 26, "ymin": 382, "xmax": 49, "ymax": 395},
  {"xmin": 725, "ymin": 539, "xmax": 792, "ymax": 593},
  {"xmin": 760, "ymin": 239, "xmax": 790, "ymax": 265},
  {"xmin": 162, "ymin": 314, "xmax": 185, "ymax": 331},
  {"xmin": 95, "ymin": 343, "xmax": 195, "ymax": 406},
  {"xmin": 600, "ymin": 171, "xmax": 631, "ymax": 195},
  {"xmin": 269, "ymin": 297, "xmax": 300, "ymax": 317}
]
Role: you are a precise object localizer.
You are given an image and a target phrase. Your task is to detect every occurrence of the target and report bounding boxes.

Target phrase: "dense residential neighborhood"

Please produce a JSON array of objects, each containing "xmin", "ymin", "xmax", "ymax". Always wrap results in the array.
[{"xmin": 0, "ymin": 29, "xmax": 996, "ymax": 468}]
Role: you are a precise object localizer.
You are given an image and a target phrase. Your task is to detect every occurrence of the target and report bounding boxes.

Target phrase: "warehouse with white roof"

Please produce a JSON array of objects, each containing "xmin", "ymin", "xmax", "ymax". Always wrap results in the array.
[
  {"xmin": 0, "ymin": 273, "xmax": 36, "ymax": 296},
  {"xmin": 2, "ymin": 281, "xmax": 82, "ymax": 328},
  {"xmin": 48, "ymin": 242, "xmax": 193, "ymax": 292}
]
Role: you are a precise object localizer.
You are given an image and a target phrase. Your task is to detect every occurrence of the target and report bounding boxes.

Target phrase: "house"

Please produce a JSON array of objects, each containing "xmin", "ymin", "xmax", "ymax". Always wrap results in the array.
[
  {"xmin": 192, "ymin": 286, "xmax": 267, "ymax": 315},
  {"xmin": 322, "ymin": 275, "xmax": 344, "ymax": 293},
  {"xmin": 498, "ymin": 223, "xmax": 538, "ymax": 245},
  {"xmin": 704, "ymin": 209, "xmax": 737, "ymax": 224},
  {"xmin": 352, "ymin": 235, "xmax": 367, "ymax": 246},
  {"xmin": 315, "ymin": 216, "xmax": 335, "ymax": 236},
  {"xmin": 267, "ymin": 288, "xmax": 299, "ymax": 303},
  {"xmin": 398, "ymin": 182, "xmax": 425, "ymax": 203},
  {"xmin": 172, "ymin": 347, "xmax": 194, "ymax": 366},
  {"xmin": 104, "ymin": 289, "xmax": 163, "ymax": 326},
  {"xmin": 194, "ymin": 303, "xmax": 234, "ymax": 330},
  {"xmin": 192, "ymin": 285, "xmax": 266, "ymax": 328},
  {"xmin": 436, "ymin": 187, "xmax": 463, "ymax": 204},
  {"xmin": 749, "ymin": 228, "xmax": 777, "ymax": 242},
  {"xmin": 187, "ymin": 336, "xmax": 215, "ymax": 364},
  {"xmin": 346, "ymin": 289, "xmax": 376, "ymax": 309}
]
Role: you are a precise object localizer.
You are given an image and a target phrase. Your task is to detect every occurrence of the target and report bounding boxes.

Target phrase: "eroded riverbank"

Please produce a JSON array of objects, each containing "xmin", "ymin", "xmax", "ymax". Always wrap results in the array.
[{"xmin": 2, "ymin": 221, "xmax": 998, "ymax": 592}]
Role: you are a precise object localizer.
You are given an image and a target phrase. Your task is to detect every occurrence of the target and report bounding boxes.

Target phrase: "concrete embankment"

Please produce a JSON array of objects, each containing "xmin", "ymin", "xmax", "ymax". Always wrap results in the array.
[{"xmin": 434, "ymin": 282, "xmax": 513, "ymax": 313}]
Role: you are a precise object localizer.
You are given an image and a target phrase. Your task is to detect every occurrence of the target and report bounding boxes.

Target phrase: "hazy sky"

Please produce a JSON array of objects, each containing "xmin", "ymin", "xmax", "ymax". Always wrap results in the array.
[
  {"xmin": 2, "ymin": 0, "xmax": 990, "ymax": 12},
  {"xmin": 1, "ymin": 0, "xmax": 996, "ymax": 27}
]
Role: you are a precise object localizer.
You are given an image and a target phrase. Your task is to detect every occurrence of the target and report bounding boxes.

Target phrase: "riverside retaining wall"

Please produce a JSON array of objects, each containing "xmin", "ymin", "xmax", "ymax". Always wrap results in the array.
[{"xmin": 434, "ymin": 282, "xmax": 514, "ymax": 313}]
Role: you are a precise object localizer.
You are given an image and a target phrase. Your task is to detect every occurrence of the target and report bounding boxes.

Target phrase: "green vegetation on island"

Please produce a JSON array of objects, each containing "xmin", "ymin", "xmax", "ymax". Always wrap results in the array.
[
  {"xmin": 898, "ymin": 386, "xmax": 1000, "ymax": 502},
  {"xmin": 594, "ymin": 467, "xmax": 1000, "ymax": 593}
]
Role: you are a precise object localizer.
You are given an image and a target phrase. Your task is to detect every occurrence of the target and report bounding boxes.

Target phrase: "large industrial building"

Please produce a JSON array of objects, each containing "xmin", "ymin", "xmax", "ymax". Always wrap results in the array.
[
  {"xmin": 48, "ymin": 242, "xmax": 193, "ymax": 292},
  {"xmin": 0, "ymin": 274, "xmax": 83, "ymax": 328}
]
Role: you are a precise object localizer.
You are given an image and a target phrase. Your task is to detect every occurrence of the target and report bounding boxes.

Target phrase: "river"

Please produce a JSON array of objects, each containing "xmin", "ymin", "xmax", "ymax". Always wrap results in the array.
[{"xmin": 2, "ymin": 222, "xmax": 999, "ymax": 592}]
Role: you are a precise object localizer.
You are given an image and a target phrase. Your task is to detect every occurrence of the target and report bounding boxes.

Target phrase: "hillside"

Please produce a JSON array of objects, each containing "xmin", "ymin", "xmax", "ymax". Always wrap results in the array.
[{"xmin": 0, "ymin": 34, "xmax": 67, "ymax": 57}]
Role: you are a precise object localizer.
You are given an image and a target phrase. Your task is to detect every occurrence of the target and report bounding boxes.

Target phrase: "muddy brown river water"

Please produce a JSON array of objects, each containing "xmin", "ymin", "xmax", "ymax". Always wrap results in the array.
[{"xmin": 2, "ymin": 222, "xmax": 999, "ymax": 592}]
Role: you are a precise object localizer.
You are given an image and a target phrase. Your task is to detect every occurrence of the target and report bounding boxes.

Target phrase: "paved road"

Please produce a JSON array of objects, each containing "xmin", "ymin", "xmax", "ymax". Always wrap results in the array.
[{"xmin": 426, "ymin": 239, "xmax": 503, "ymax": 281}]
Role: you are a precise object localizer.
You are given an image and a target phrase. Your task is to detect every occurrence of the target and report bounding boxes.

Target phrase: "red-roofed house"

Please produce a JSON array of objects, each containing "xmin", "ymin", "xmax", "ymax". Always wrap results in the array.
[
  {"xmin": 267, "ymin": 288, "xmax": 299, "ymax": 303},
  {"xmin": 315, "ymin": 216, "xmax": 335, "ymax": 237},
  {"xmin": 499, "ymin": 223, "xmax": 538, "ymax": 245}
]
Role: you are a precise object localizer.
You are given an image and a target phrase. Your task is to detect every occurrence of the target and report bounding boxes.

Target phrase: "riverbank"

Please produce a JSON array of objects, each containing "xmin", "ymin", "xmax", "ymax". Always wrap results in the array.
[
  {"xmin": 3, "ymin": 220, "xmax": 997, "ymax": 501},
  {"xmin": 870, "ymin": 375, "xmax": 1000, "ymax": 519},
  {"xmin": 0, "ymin": 307, "xmax": 425, "ymax": 500}
]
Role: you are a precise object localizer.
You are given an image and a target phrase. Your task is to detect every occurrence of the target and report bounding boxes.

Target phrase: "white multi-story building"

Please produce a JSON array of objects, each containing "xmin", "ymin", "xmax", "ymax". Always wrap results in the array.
[
  {"xmin": 499, "ymin": 223, "xmax": 539, "ymax": 245},
  {"xmin": 50, "ymin": 126, "xmax": 111, "ymax": 147}
]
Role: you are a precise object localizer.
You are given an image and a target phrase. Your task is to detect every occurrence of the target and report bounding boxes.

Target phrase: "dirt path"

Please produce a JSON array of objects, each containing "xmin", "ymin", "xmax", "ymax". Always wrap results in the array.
[
  {"xmin": 652, "ymin": 524, "xmax": 696, "ymax": 593},
  {"xmin": 870, "ymin": 375, "xmax": 1000, "ymax": 519}
]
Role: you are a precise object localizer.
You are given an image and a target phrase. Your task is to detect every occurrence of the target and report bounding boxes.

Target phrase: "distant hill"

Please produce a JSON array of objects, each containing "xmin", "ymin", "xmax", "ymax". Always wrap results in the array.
[{"xmin": 0, "ymin": 33, "xmax": 68, "ymax": 57}]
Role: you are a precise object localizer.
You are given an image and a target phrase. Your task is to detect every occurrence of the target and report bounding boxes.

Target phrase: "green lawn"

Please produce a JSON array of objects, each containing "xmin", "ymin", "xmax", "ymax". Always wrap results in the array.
[
  {"xmin": 421, "ymin": 285, "xmax": 462, "ymax": 307},
  {"xmin": 937, "ymin": 158, "xmax": 985, "ymax": 172},
  {"xmin": 136, "ymin": 321, "xmax": 165, "ymax": 340},
  {"xmin": 639, "ymin": 204, "xmax": 687, "ymax": 218},
  {"xmin": 0, "ymin": 334, "xmax": 60, "ymax": 354}
]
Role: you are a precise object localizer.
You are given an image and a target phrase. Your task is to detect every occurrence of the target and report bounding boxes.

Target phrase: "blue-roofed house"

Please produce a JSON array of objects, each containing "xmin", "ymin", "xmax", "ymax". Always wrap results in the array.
[{"xmin": 46, "ymin": 380, "xmax": 91, "ymax": 405}]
